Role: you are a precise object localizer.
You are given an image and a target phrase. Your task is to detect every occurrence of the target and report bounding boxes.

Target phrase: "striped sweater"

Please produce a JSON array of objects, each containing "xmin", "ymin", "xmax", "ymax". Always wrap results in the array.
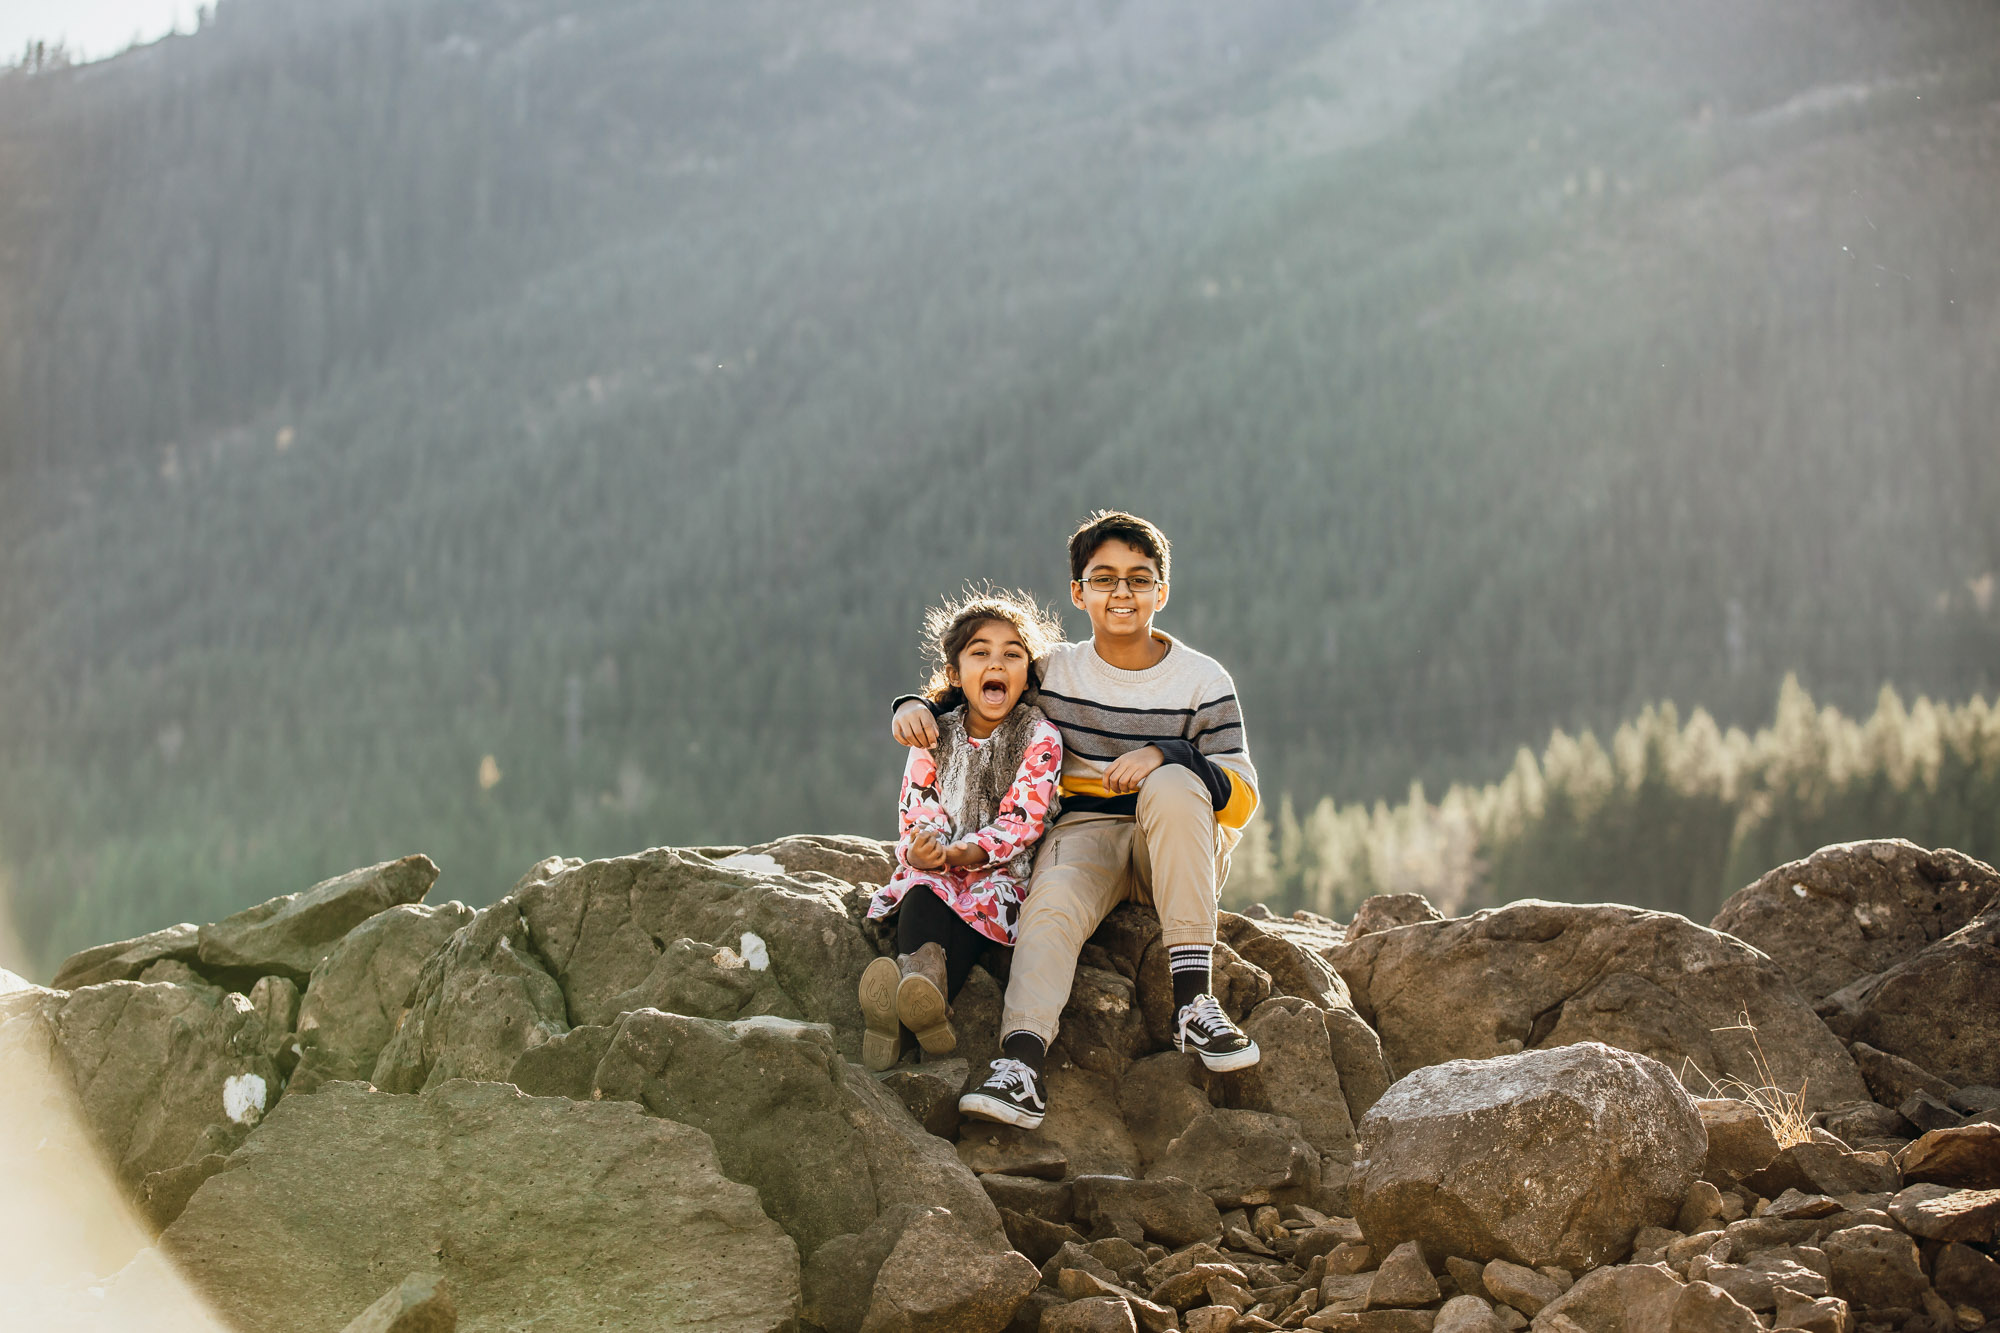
[{"xmin": 904, "ymin": 630, "xmax": 1259, "ymax": 841}]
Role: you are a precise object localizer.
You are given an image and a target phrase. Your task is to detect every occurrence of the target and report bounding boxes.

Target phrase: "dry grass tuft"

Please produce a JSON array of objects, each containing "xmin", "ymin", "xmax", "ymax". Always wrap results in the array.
[{"xmin": 1678, "ymin": 1007, "xmax": 1814, "ymax": 1148}]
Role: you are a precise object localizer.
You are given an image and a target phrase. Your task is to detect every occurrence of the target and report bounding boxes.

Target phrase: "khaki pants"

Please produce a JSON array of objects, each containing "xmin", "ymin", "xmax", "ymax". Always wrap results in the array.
[{"xmin": 1000, "ymin": 765, "xmax": 1229, "ymax": 1044}]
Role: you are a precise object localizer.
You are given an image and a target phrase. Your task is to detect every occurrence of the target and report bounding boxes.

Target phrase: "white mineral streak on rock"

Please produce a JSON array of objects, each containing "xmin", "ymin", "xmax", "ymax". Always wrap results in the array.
[
  {"xmin": 222, "ymin": 1074, "xmax": 267, "ymax": 1126},
  {"xmin": 716, "ymin": 852, "xmax": 785, "ymax": 877},
  {"xmin": 739, "ymin": 932, "xmax": 770, "ymax": 971}
]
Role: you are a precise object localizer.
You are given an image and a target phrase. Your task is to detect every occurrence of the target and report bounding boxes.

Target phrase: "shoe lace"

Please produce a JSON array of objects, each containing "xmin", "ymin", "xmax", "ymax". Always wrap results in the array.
[
  {"xmin": 1178, "ymin": 993, "xmax": 1232, "ymax": 1045},
  {"xmin": 984, "ymin": 1058, "xmax": 1042, "ymax": 1103}
]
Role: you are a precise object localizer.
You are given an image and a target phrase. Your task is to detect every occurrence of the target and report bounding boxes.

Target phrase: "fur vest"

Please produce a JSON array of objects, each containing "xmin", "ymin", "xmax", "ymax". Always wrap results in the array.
[{"xmin": 933, "ymin": 702, "xmax": 1056, "ymax": 882}]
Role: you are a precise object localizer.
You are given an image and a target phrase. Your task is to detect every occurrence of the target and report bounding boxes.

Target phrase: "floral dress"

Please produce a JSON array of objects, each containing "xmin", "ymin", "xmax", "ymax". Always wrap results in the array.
[{"xmin": 867, "ymin": 717, "xmax": 1063, "ymax": 945}]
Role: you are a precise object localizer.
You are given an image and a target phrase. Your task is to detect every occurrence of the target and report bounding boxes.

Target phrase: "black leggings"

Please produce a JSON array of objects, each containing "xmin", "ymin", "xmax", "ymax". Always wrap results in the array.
[{"xmin": 896, "ymin": 886, "xmax": 990, "ymax": 1000}]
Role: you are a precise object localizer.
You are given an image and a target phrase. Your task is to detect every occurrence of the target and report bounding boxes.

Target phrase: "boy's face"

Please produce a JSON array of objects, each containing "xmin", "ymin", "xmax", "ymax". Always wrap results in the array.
[{"xmin": 1071, "ymin": 537, "xmax": 1168, "ymax": 646}]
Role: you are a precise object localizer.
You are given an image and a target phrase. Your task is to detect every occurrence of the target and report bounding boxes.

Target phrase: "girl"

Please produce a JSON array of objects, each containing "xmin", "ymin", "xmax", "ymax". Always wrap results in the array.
[{"xmin": 861, "ymin": 589, "xmax": 1065, "ymax": 1071}]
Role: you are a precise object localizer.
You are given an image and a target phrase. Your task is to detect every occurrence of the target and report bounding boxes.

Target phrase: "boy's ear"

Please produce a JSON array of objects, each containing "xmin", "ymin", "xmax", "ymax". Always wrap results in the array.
[{"xmin": 1069, "ymin": 580, "xmax": 1086, "ymax": 611}]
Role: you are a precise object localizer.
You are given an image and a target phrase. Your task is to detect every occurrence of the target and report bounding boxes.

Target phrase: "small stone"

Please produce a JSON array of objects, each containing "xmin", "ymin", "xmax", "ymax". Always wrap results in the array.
[
  {"xmin": 338, "ymin": 1273, "xmax": 455, "ymax": 1333},
  {"xmin": 1153, "ymin": 1264, "xmax": 1250, "ymax": 1312},
  {"xmin": 1680, "ymin": 1182, "xmax": 1726, "ymax": 1232},
  {"xmin": 1699, "ymin": 1099, "xmax": 1785, "ymax": 1183},
  {"xmin": 1820, "ymin": 1224, "xmax": 1929, "ymax": 1312},
  {"xmin": 1933, "ymin": 1243, "xmax": 2000, "ymax": 1320},
  {"xmin": 1767, "ymin": 1191, "xmax": 1845, "ymax": 1220},
  {"xmin": 1318, "ymin": 1271, "xmax": 1374, "ymax": 1315},
  {"xmin": 1074, "ymin": 1174, "xmax": 1225, "ymax": 1249},
  {"xmin": 1208, "ymin": 1274, "xmax": 1256, "ymax": 1310},
  {"xmin": 1044, "ymin": 1296, "xmax": 1140, "ymax": 1333},
  {"xmin": 1900, "ymin": 1125, "xmax": 2000, "ymax": 1191},
  {"xmin": 1432, "ymin": 1295, "xmax": 1502, "ymax": 1333},
  {"xmin": 1088, "ymin": 1237, "xmax": 1150, "ymax": 1285},
  {"xmin": 1043, "ymin": 1241, "xmax": 1121, "ymax": 1290},
  {"xmin": 1304, "ymin": 1312, "xmax": 1437, "ymax": 1333},
  {"xmin": 1902, "ymin": 1093, "xmax": 1967, "ymax": 1135},
  {"xmin": 1949, "ymin": 1087, "xmax": 2000, "ymax": 1118},
  {"xmin": 1444, "ymin": 1258, "xmax": 1486, "ymax": 1298},
  {"xmin": 1492, "ymin": 1305, "xmax": 1526, "ymax": 1332},
  {"xmin": 1370, "ymin": 1241, "xmax": 1442, "ymax": 1308},
  {"xmin": 1185, "ymin": 1309, "xmax": 1240, "ymax": 1333},
  {"xmin": 1481, "ymin": 1260, "xmax": 1560, "ymax": 1317},
  {"xmin": 959, "ymin": 1134, "xmax": 1068, "ymax": 1181},
  {"xmin": 1772, "ymin": 1286, "xmax": 1852, "ymax": 1333},
  {"xmin": 1001, "ymin": 1208, "xmax": 1087, "ymax": 1265},
  {"xmin": 1674, "ymin": 1280, "xmax": 1764, "ymax": 1333},
  {"xmin": 882, "ymin": 1059, "xmax": 968, "ymax": 1140},
  {"xmin": 1327, "ymin": 1243, "xmax": 1375, "ymax": 1275},
  {"xmin": 1888, "ymin": 1185, "xmax": 2000, "ymax": 1244}
]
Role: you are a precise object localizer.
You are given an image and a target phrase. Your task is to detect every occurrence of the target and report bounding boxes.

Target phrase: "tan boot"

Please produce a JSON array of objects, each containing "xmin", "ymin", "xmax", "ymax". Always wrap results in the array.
[
  {"xmin": 858, "ymin": 955, "xmax": 902, "ymax": 1072},
  {"xmin": 897, "ymin": 941, "xmax": 956, "ymax": 1057}
]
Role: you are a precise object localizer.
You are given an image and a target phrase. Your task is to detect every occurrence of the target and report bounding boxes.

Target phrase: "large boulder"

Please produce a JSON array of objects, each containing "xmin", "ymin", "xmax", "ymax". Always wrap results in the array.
[
  {"xmin": 1820, "ymin": 902, "xmax": 2000, "ymax": 1089},
  {"xmin": 1711, "ymin": 840, "xmax": 2000, "ymax": 1003},
  {"xmin": 1213, "ymin": 996, "xmax": 1357, "ymax": 1162},
  {"xmin": 199, "ymin": 855, "xmax": 439, "ymax": 983},
  {"xmin": 51, "ymin": 922, "xmax": 201, "ymax": 990},
  {"xmin": 374, "ymin": 847, "xmax": 880, "ymax": 1086},
  {"xmin": 51, "ymin": 980, "xmax": 282, "ymax": 1189},
  {"xmin": 1330, "ymin": 899, "xmax": 1868, "ymax": 1109},
  {"xmin": 289, "ymin": 901, "xmax": 475, "ymax": 1094},
  {"xmin": 1352, "ymin": 1042, "xmax": 1706, "ymax": 1270},
  {"xmin": 162, "ymin": 1079, "xmax": 798, "ymax": 1332},
  {"xmin": 590, "ymin": 1010, "xmax": 1003, "ymax": 1259}
]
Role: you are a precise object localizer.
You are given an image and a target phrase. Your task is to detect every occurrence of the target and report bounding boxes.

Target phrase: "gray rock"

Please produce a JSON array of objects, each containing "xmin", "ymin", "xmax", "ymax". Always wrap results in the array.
[
  {"xmin": 728, "ymin": 834, "xmax": 897, "ymax": 886},
  {"xmin": 988, "ymin": 1061, "xmax": 1143, "ymax": 1179},
  {"xmin": 1711, "ymin": 841, "xmax": 2000, "ymax": 1003},
  {"xmin": 1348, "ymin": 894, "xmax": 1446, "ymax": 939},
  {"xmin": 1817, "ymin": 1100, "xmax": 1912, "ymax": 1146},
  {"xmin": 860, "ymin": 1205, "xmax": 1040, "ymax": 1333},
  {"xmin": 1331, "ymin": 900, "xmax": 1868, "ymax": 1109},
  {"xmin": 881, "ymin": 1058, "xmax": 968, "ymax": 1140},
  {"xmin": 592, "ymin": 1009, "xmax": 1001, "ymax": 1257},
  {"xmin": 1695, "ymin": 1099, "xmax": 1782, "ymax": 1184},
  {"xmin": 1220, "ymin": 913, "xmax": 1395, "ymax": 1123},
  {"xmin": 1119, "ymin": 1051, "xmax": 1216, "ymax": 1171},
  {"xmin": 1001, "ymin": 1207, "xmax": 1088, "ymax": 1264},
  {"xmin": 1742, "ymin": 1140, "xmax": 1901, "ymax": 1198},
  {"xmin": 1435, "ymin": 1295, "xmax": 1504, "ymax": 1333},
  {"xmin": 52, "ymin": 922, "xmax": 201, "ymax": 990},
  {"xmin": 370, "ymin": 888, "xmax": 570, "ymax": 1091},
  {"xmin": 1898, "ymin": 1123, "xmax": 2000, "ymax": 1189},
  {"xmin": 506, "ymin": 1022, "xmax": 616, "ymax": 1099},
  {"xmin": 1071, "ymin": 1174, "xmax": 1224, "ymax": 1249},
  {"xmin": 376, "ymin": 848, "xmax": 881, "ymax": 1087},
  {"xmin": 52, "ymin": 980, "xmax": 281, "ymax": 1188},
  {"xmin": 199, "ymin": 855, "xmax": 439, "ymax": 983},
  {"xmin": 1823, "ymin": 902, "xmax": 2000, "ymax": 1089},
  {"xmin": 1819, "ymin": 1224, "xmax": 1929, "ymax": 1312},
  {"xmin": 981, "ymin": 1174, "xmax": 1075, "ymax": 1225},
  {"xmin": 805, "ymin": 1205, "xmax": 929, "ymax": 1333},
  {"xmin": 338, "ymin": 1272, "xmax": 455, "ymax": 1333},
  {"xmin": 246, "ymin": 974, "xmax": 302, "ymax": 1068},
  {"xmin": 1887, "ymin": 1183, "xmax": 2000, "ymax": 1244},
  {"xmin": 1533, "ymin": 1263, "xmax": 1684, "ymax": 1333},
  {"xmin": 1769, "ymin": 1288, "xmax": 1849, "ymax": 1333},
  {"xmin": 137, "ymin": 1153, "xmax": 228, "ymax": 1230},
  {"xmin": 1670, "ymin": 1281, "xmax": 1761, "ymax": 1333},
  {"xmin": 1849, "ymin": 1042, "xmax": 1957, "ymax": 1107},
  {"xmin": 1933, "ymin": 1243, "xmax": 2000, "ymax": 1319},
  {"xmin": 1056, "ymin": 965, "xmax": 1150, "ymax": 1076},
  {"xmin": 1353, "ymin": 1043, "xmax": 1706, "ymax": 1271},
  {"xmin": 162, "ymin": 1079, "xmax": 798, "ymax": 1332},
  {"xmin": 1369, "ymin": 1240, "xmax": 1442, "ymax": 1308},
  {"xmin": 1045, "ymin": 1297, "xmax": 1139, "ymax": 1333},
  {"xmin": 289, "ymin": 901, "xmax": 474, "ymax": 1093},
  {"xmin": 1152, "ymin": 1108, "xmax": 1322, "ymax": 1209},
  {"xmin": 1484, "ymin": 1260, "xmax": 1563, "ymax": 1317},
  {"xmin": 1215, "ymin": 996, "xmax": 1357, "ymax": 1162}
]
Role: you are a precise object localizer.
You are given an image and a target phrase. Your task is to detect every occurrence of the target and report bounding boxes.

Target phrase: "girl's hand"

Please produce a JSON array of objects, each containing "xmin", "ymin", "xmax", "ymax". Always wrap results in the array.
[
  {"xmin": 906, "ymin": 831, "xmax": 947, "ymax": 870},
  {"xmin": 943, "ymin": 840, "xmax": 989, "ymax": 868}
]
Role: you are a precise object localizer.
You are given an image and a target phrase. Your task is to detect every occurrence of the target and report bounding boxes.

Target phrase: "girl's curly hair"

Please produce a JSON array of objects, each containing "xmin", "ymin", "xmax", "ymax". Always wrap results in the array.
[{"xmin": 921, "ymin": 586, "xmax": 1067, "ymax": 708}]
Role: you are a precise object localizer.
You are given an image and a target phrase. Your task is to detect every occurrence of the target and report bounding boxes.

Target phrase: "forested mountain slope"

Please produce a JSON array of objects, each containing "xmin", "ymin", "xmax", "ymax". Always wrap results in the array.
[{"xmin": 2, "ymin": 0, "xmax": 1998, "ymax": 971}]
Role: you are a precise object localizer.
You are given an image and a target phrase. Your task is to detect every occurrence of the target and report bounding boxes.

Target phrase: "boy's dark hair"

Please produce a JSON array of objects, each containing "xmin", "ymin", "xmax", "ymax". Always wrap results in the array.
[
  {"xmin": 921, "ymin": 586, "xmax": 1066, "ymax": 707},
  {"xmin": 1068, "ymin": 510, "xmax": 1171, "ymax": 584}
]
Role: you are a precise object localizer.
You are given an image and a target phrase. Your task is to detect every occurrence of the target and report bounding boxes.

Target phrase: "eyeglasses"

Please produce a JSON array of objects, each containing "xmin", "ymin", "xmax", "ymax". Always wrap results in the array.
[{"xmin": 1079, "ymin": 573, "xmax": 1158, "ymax": 593}]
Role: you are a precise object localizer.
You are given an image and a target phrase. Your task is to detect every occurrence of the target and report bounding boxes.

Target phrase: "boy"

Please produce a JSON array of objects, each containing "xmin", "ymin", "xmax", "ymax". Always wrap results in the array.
[{"xmin": 890, "ymin": 510, "xmax": 1260, "ymax": 1129}]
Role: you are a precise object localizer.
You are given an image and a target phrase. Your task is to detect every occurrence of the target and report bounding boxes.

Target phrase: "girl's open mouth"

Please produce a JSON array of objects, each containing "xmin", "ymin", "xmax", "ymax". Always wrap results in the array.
[{"xmin": 980, "ymin": 680, "xmax": 1008, "ymax": 705}]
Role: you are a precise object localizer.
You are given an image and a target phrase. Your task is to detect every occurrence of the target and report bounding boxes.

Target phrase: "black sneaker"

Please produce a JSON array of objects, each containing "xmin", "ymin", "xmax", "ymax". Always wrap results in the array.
[
  {"xmin": 1176, "ymin": 993, "xmax": 1261, "ymax": 1071},
  {"xmin": 958, "ymin": 1057, "xmax": 1048, "ymax": 1130}
]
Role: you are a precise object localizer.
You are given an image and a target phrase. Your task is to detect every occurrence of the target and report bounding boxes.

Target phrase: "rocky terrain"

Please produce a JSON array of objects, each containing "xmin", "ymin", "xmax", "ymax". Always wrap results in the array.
[{"xmin": 2, "ymin": 835, "xmax": 1997, "ymax": 1333}]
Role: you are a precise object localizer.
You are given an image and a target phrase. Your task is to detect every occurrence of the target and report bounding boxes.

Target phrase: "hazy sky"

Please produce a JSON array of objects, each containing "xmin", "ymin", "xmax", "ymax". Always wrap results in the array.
[{"xmin": 4, "ymin": 0, "xmax": 197, "ymax": 64}]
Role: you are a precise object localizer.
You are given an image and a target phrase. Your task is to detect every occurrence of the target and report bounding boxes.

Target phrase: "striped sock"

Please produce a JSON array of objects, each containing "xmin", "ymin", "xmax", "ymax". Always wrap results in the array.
[{"xmin": 1168, "ymin": 944, "xmax": 1212, "ymax": 1011}]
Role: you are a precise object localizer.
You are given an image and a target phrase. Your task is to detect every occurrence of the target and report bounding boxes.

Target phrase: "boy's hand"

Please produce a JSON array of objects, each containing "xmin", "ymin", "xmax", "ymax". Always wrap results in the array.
[
  {"xmin": 906, "ymin": 831, "xmax": 946, "ymax": 870},
  {"xmin": 893, "ymin": 700, "xmax": 938, "ymax": 749},
  {"xmin": 943, "ymin": 840, "xmax": 989, "ymax": 868},
  {"xmin": 1101, "ymin": 745, "xmax": 1165, "ymax": 794}
]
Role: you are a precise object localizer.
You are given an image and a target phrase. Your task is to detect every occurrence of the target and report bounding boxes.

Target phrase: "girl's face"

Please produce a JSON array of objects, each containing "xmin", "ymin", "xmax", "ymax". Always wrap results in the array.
[{"xmin": 947, "ymin": 619, "xmax": 1031, "ymax": 738}]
